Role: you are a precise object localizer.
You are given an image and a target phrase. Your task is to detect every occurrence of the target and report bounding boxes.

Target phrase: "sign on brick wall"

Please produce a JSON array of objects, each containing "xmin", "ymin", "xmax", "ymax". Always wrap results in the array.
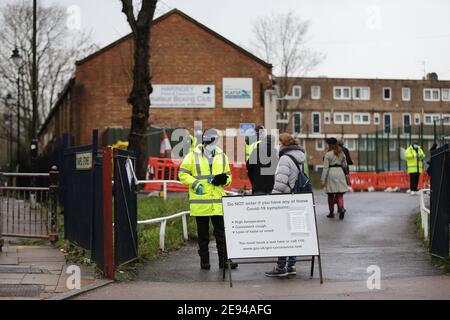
[
  {"xmin": 223, "ymin": 78, "xmax": 253, "ymax": 109},
  {"xmin": 150, "ymin": 84, "xmax": 215, "ymax": 108}
]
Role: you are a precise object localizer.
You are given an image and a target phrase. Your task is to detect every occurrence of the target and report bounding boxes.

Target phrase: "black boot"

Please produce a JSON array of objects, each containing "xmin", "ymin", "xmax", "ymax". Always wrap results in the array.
[
  {"xmin": 339, "ymin": 208, "xmax": 346, "ymax": 220},
  {"xmin": 326, "ymin": 212, "xmax": 335, "ymax": 218},
  {"xmin": 200, "ymin": 254, "xmax": 210, "ymax": 270}
]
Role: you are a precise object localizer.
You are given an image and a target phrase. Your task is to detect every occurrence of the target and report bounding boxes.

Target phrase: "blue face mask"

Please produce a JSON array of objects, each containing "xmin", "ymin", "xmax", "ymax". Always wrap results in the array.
[
  {"xmin": 204, "ymin": 143, "xmax": 216, "ymax": 153},
  {"xmin": 413, "ymin": 144, "xmax": 419, "ymax": 149}
]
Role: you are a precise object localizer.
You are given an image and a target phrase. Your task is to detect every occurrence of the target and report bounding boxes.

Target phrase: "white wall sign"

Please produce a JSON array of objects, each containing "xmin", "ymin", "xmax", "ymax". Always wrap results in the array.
[
  {"xmin": 222, "ymin": 193, "xmax": 319, "ymax": 259},
  {"xmin": 76, "ymin": 152, "xmax": 92, "ymax": 170},
  {"xmin": 150, "ymin": 85, "xmax": 215, "ymax": 108},
  {"xmin": 223, "ymin": 78, "xmax": 253, "ymax": 109}
]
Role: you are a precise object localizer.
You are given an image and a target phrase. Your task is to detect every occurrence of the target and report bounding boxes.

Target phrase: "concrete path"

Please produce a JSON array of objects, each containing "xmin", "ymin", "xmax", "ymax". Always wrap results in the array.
[
  {"xmin": 74, "ymin": 192, "xmax": 450, "ymax": 300},
  {"xmin": 0, "ymin": 243, "xmax": 98, "ymax": 299}
]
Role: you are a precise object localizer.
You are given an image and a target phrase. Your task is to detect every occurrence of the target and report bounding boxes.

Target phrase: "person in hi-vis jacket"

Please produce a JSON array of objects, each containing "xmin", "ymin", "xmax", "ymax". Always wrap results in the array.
[
  {"xmin": 178, "ymin": 129, "xmax": 237, "ymax": 270},
  {"xmin": 404, "ymin": 141, "xmax": 425, "ymax": 195}
]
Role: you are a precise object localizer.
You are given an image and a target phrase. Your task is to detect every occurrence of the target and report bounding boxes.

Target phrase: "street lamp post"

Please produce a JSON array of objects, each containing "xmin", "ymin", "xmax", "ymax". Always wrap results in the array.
[
  {"xmin": 11, "ymin": 48, "xmax": 23, "ymax": 171},
  {"xmin": 5, "ymin": 94, "xmax": 14, "ymax": 171}
]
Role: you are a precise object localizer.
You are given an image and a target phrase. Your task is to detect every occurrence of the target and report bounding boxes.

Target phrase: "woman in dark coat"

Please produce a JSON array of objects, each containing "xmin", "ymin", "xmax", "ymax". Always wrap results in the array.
[{"xmin": 246, "ymin": 134, "xmax": 278, "ymax": 194}]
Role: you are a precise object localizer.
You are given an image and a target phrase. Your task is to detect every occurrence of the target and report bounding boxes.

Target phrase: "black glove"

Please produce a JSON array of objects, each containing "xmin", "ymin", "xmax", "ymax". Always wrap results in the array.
[{"xmin": 211, "ymin": 173, "xmax": 228, "ymax": 186}]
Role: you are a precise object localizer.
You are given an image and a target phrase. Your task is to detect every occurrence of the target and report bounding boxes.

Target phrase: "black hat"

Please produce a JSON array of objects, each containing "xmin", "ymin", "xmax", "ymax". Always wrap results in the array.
[
  {"xmin": 325, "ymin": 137, "xmax": 338, "ymax": 145},
  {"xmin": 202, "ymin": 128, "xmax": 219, "ymax": 144}
]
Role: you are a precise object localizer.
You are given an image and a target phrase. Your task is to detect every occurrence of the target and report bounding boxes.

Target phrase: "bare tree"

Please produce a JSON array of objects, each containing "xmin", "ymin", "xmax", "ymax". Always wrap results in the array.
[
  {"xmin": 0, "ymin": 1, "xmax": 97, "ymax": 144},
  {"xmin": 251, "ymin": 10, "xmax": 325, "ymax": 131},
  {"xmin": 120, "ymin": 0, "xmax": 158, "ymax": 179}
]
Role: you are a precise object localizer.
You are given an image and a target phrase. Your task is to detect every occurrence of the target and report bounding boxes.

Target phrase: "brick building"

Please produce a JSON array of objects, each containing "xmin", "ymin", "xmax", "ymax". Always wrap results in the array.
[
  {"xmin": 279, "ymin": 76, "xmax": 450, "ymax": 170},
  {"xmin": 38, "ymin": 9, "xmax": 272, "ymax": 155}
]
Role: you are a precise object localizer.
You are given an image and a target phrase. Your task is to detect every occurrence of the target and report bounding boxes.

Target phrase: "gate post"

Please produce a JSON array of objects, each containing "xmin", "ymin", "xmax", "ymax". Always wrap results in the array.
[
  {"xmin": 49, "ymin": 165, "xmax": 59, "ymax": 242},
  {"xmin": 102, "ymin": 147, "xmax": 115, "ymax": 279}
]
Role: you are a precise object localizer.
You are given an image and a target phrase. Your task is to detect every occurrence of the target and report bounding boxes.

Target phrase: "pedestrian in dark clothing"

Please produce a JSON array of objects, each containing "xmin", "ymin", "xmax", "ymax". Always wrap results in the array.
[
  {"xmin": 338, "ymin": 139, "xmax": 353, "ymax": 175},
  {"xmin": 246, "ymin": 134, "xmax": 278, "ymax": 194}
]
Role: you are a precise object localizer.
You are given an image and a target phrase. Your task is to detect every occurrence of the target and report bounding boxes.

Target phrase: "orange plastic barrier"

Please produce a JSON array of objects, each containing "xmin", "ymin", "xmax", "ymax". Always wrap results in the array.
[
  {"xmin": 349, "ymin": 171, "xmax": 430, "ymax": 191},
  {"xmin": 348, "ymin": 172, "xmax": 378, "ymax": 191},
  {"xmin": 144, "ymin": 157, "xmax": 252, "ymax": 193}
]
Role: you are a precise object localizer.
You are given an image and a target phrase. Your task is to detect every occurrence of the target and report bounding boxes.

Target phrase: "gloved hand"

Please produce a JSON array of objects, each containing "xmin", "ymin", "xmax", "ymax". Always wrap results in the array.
[
  {"xmin": 195, "ymin": 184, "xmax": 204, "ymax": 195},
  {"xmin": 211, "ymin": 173, "xmax": 228, "ymax": 186}
]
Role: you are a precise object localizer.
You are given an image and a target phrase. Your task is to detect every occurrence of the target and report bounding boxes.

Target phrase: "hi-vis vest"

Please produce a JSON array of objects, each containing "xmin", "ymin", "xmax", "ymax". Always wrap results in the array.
[
  {"xmin": 404, "ymin": 145, "xmax": 425, "ymax": 174},
  {"xmin": 178, "ymin": 145, "xmax": 232, "ymax": 216},
  {"xmin": 245, "ymin": 140, "xmax": 261, "ymax": 162}
]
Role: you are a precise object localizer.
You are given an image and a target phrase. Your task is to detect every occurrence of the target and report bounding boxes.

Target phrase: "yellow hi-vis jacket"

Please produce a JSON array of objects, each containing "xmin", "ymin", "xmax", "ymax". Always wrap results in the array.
[
  {"xmin": 404, "ymin": 145, "xmax": 425, "ymax": 173},
  {"xmin": 178, "ymin": 145, "xmax": 232, "ymax": 216},
  {"xmin": 245, "ymin": 140, "xmax": 261, "ymax": 162}
]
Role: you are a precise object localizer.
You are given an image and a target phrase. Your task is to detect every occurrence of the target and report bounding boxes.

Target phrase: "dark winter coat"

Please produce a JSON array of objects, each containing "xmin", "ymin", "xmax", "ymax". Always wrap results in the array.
[{"xmin": 246, "ymin": 136, "xmax": 278, "ymax": 194}]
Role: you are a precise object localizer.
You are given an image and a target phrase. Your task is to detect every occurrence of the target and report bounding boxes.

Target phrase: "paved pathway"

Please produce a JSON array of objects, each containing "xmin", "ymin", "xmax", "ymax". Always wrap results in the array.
[{"xmin": 75, "ymin": 192, "xmax": 450, "ymax": 300}]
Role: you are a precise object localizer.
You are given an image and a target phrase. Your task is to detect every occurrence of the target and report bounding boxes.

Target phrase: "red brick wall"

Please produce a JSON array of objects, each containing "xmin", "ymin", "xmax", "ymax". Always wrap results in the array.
[{"xmin": 72, "ymin": 12, "xmax": 270, "ymax": 145}]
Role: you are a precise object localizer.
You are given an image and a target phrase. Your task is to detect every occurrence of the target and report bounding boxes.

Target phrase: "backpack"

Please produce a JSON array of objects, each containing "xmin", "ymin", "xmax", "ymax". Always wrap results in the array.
[{"xmin": 284, "ymin": 154, "xmax": 313, "ymax": 193}]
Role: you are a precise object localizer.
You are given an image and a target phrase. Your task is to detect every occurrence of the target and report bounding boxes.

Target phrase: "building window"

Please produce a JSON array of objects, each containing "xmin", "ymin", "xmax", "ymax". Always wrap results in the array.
[
  {"xmin": 292, "ymin": 85, "xmax": 301, "ymax": 98},
  {"xmin": 344, "ymin": 139, "xmax": 356, "ymax": 151},
  {"xmin": 358, "ymin": 140, "xmax": 375, "ymax": 151},
  {"xmin": 333, "ymin": 87, "xmax": 351, "ymax": 100},
  {"xmin": 403, "ymin": 113, "xmax": 411, "ymax": 134},
  {"xmin": 352, "ymin": 87, "xmax": 370, "ymax": 100},
  {"xmin": 276, "ymin": 111, "xmax": 289, "ymax": 124},
  {"xmin": 311, "ymin": 86, "xmax": 321, "ymax": 99},
  {"xmin": 423, "ymin": 88, "xmax": 440, "ymax": 101},
  {"xmin": 424, "ymin": 114, "xmax": 441, "ymax": 125},
  {"xmin": 389, "ymin": 140, "xmax": 397, "ymax": 151},
  {"xmin": 374, "ymin": 113, "xmax": 380, "ymax": 125},
  {"xmin": 402, "ymin": 87, "xmax": 411, "ymax": 101},
  {"xmin": 312, "ymin": 112, "xmax": 321, "ymax": 133},
  {"xmin": 414, "ymin": 113, "xmax": 421, "ymax": 125},
  {"xmin": 334, "ymin": 112, "xmax": 352, "ymax": 124},
  {"xmin": 353, "ymin": 113, "xmax": 371, "ymax": 125},
  {"xmin": 441, "ymin": 89, "xmax": 450, "ymax": 101},
  {"xmin": 442, "ymin": 114, "xmax": 450, "ymax": 125},
  {"xmin": 315, "ymin": 139, "xmax": 325, "ymax": 151},
  {"xmin": 384, "ymin": 113, "xmax": 392, "ymax": 133},
  {"xmin": 324, "ymin": 112, "xmax": 331, "ymax": 124},
  {"xmin": 383, "ymin": 87, "xmax": 392, "ymax": 100},
  {"xmin": 292, "ymin": 112, "xmax": 302, "ymax": 134}
]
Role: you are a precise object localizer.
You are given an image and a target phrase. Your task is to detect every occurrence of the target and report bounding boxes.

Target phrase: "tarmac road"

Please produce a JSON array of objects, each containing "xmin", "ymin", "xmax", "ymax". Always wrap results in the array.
[{"xmin": 74, "ymin": 192, "xmax": 450, "ymax": 300}]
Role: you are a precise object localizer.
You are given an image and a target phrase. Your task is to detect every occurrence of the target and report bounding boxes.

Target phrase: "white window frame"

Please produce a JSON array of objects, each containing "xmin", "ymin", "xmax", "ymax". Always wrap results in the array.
[
  {"xmin": 383, "ymin": 87, "xmax": 392, "ymax": 101},
  {"xmin": 353, "ymin": 112, "xmax": 371, "ymax": 125},
  {"xmin": 292, "ymin": 112, "xmax": 302, "ymax": 134},
  {"xmin": 402, "ymin": 113, "xmax": 411, "ymax": 133},
  {"xmin": 402, "ymin": 87, "xmax": 411, "ymax": 101},
  {"xmin": 311, "ymin": 112, "xmax": 321, "ymax": 133},
  {"xmin": 373, "ymin": 113, "xmax": 380, "ymax": 125},
  {"xmin": 352, "ymin": 87, "xmax": 370, "ymax": 100},
  {"xmin": 344, "ymin": 139, "xmax": 356, "ymax": 151},
  {"xmin": 292, "ymin": 85, "xmax": 302, "ymax": 98},
  {"xmin": 389, "ymin": 140, "xmax": 397, "ymax": 151},
  {"xmin": 423, "ymin": 88, "xmax": 440, "ymax": 101},
  {"xmin": 276, "ymin": 111, "xmax": 289, "ymax": 124},
  {"xmin": 414, "ymin": 113, "xmax": 421, "ymax": 125},
  {"xmin": 315, "ymin": 139, "xmax": 325, "ymax": 151},
  {"xmin": 333, "ymin": 112, "xmax": 352, "ymax": 125},
  {"xmin": 383, "ymin": 113, "xmax": 392, "ymax": 133},
  {"xmin": 333, "ymin": 86, "xmax": 351, "ymax": 100},
  {"xmin": 442, "ymin": 114, "xmax": 450, "ymax": 126},
  {"xmin": 311, "ymin": 86, "xmax": 321, "ymax": 100},
  {"xmin": 324, "ymin": 112, "xmax": 331, "ymax": 124},
  {"xmin": 423, "ymin": 113, "xmax": 441, "ymax": 125},
  {"xmin": 441, "ymin": 88, "xmax": 450, "ymax": 101}
]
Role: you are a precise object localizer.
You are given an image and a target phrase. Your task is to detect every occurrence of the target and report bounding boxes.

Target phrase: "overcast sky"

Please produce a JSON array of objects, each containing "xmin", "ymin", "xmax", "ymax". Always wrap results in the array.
[{"xmin": 4, "ymin": 0, "xmax": 450, "ymax": 80}]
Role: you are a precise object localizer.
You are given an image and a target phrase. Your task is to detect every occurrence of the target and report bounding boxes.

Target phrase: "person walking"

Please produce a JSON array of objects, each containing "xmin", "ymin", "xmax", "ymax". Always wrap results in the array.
[
  {"xmin": 246, "ymin": 134, "xmax": 278, "ymax": 194},
  {"xmin": 265, "ymin": 133, "xmax": 306, "ymax": 277},
  {"xmin": 404, "ymin": 141, "xmax": 425, "ymax": 195},
  {"xmin": 321, "ymin": 137, "xmax": 348, "ymax": 220},
  {"xmin": 178, "ymin": 129, "xmax": 237, "ymax": 270}
]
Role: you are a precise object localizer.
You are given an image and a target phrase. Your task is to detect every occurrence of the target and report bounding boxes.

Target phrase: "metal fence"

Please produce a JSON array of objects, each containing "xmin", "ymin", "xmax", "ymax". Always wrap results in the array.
[
  {"xmin": 356, "ymin": 121, "xmax": 450, "ymax": 172},
  {"xmin": 0, "ymin": 168, "xmax": 59, "ymax": 251}
]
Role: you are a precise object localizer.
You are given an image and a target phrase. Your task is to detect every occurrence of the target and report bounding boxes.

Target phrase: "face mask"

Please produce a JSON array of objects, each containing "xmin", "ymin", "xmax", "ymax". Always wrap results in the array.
[
  {"xmin": 413, "ymin": 144, "xmax": 418, "ymax": 149},
  {"xmin": 205, "ymin": 143, "xmax": 216, "ymax": 152}
]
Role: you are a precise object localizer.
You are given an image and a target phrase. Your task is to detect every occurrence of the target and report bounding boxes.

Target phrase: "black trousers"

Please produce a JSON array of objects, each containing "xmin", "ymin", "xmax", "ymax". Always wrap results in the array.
[
  {"xmin": 410, "ymin": 172, "xmax": 420, "ymax": 191},
  {"xmin": 195, "ymin": 216, "xmax": 227, "ymax": 263}
]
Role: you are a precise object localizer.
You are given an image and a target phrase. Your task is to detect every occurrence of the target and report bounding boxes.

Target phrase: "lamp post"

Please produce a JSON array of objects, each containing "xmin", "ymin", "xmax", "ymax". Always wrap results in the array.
[
  {"xmin": 5, "ymin": 94, "xmax": 14, "ymax": 170},
  {"xmin": 11, "ymin": 48, "xmax": 23, "ymax": 171}
]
